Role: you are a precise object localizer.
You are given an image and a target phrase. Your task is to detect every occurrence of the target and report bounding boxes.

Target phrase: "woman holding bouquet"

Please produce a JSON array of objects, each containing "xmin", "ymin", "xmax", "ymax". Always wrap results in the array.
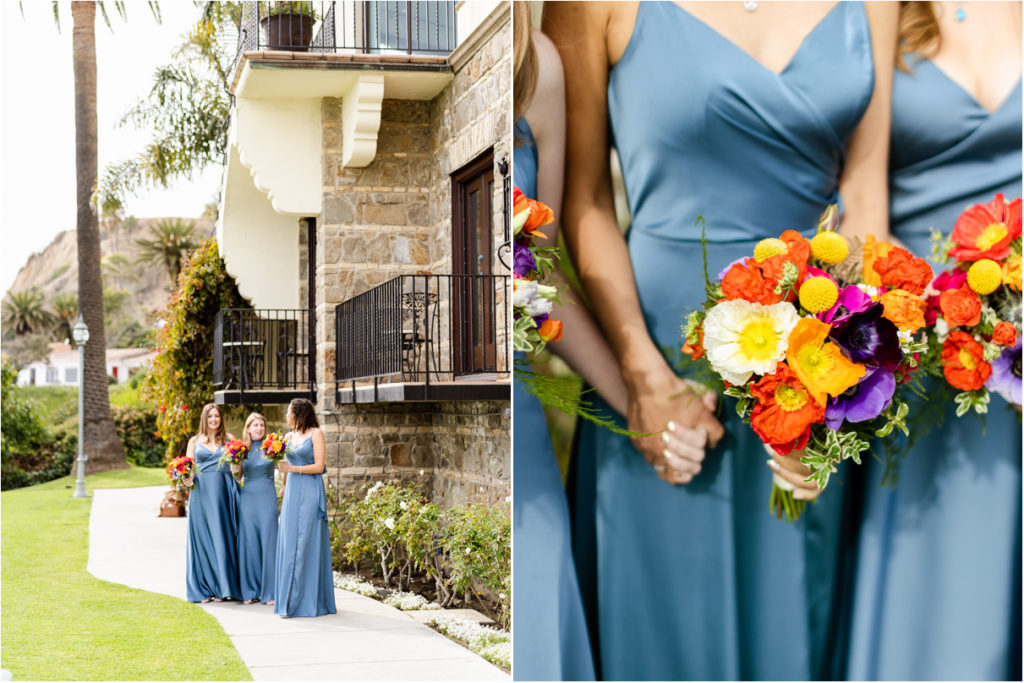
[
  {"xmin": 274, "ymin": 398, "xmax": 336, "ymax": 618},
  {"xmin": 844, "ymin": 3, "xmax": 1022, "ymax": 679},
  {"xmin": 237, "ymin": 412, "xmax": 279, "ymax": 606},
  {"xmin": 185, "ymin": 403, "xmax": 242, "ymax": 603},
  {"xmin": 544, "ymin": 1, "xmax": 897, "ymax": 678}
]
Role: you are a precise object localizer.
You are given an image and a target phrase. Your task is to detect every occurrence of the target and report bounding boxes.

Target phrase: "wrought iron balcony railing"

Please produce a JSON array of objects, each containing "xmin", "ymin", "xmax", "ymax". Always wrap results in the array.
[
  {"xmin": 335, "ymin": 274, "xmax": 510, "ymax": 398},
  {"xmin": 235, "ymin": 1, "xmax": 457, "ymax": 63},
  {"xmin": 213, "ymin": 308, "xmax": 315, "ymax": 401}
]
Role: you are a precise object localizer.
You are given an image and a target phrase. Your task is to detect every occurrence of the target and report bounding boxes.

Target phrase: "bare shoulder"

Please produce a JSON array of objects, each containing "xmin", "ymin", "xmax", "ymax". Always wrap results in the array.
[{"xmin": 226, "ymin": 432, "xmax": 236, "ymax": 442}]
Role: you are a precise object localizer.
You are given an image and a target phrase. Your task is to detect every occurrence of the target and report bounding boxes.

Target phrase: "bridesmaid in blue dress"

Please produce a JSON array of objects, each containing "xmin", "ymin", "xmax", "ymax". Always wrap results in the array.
[
  {"xmin": 237, "ymin": 412, "xmax": 279, "ymax": 605},
  {"xmin": 511, "ymin": 4, "xmax": 639, "ymax": 678},
  {"xmin": 544, "ymin": 2, "xmax": 898, "ymax": 679},
  {"xmin": 274, "ymin": 398, "xmax": 336, "ymax": 618},
  {"xmin": 185, "ymin": 403, "xmax": 242, "ymax": 603},
  {"xmin": 845, "ymin": 3, "xmax": 1023, "ymax": 679}
]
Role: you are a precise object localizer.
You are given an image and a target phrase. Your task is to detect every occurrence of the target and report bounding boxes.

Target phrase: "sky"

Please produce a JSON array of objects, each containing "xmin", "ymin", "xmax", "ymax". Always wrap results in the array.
[{"xmin": 0, "ymin": 0, "xmax": 223, "ymax": 296}]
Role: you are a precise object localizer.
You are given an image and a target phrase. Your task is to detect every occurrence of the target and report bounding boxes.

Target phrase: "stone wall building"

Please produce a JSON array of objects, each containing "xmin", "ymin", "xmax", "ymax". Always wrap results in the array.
[{"xmin": 214, "ymin": 1, "xmax": 510, "ymax": 506}]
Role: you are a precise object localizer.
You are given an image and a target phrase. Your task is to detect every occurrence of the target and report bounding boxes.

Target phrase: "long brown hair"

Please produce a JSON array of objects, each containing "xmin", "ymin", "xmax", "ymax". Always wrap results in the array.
[
  {"xmin": 287, "ymin": 398, "xmax": 319, "ymax": 433},
  {"xmin": 897, "ymin": 1, "xmax": 941, "ymax": 71},
  {"xmin": 195, "ymin": 403, "xmax": 227, "ymax": 445},
  {"xmin": 513, "ymin": 0, "xmax": 538, "ymax": 122}
]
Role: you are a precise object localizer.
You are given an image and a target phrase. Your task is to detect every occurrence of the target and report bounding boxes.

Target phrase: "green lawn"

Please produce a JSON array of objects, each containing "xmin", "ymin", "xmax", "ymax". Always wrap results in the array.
[{"xmin": 1, "ymin": 467, "xmax": 251, "ymax": 680}]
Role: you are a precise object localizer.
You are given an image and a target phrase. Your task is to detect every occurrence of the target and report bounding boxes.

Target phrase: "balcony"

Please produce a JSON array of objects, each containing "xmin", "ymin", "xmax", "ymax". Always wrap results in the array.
[
  {"xmin": 213, "ymin": 309, "xmax": 316, "ymax": 405},
  {"xmin": 335, "ymin": 274, "xmax": 510, "ymax": 403}
]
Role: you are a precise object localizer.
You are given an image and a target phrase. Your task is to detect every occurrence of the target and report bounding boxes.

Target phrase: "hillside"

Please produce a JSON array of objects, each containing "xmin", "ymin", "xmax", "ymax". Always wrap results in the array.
[{"xmin": 5, "ymin": 217, "xmax": 212, "ymax": 343}]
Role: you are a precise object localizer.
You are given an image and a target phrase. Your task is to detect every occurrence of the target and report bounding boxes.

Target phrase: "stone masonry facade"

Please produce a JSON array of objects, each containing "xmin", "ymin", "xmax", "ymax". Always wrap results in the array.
[{"xmin": 314, "ymin": 7, "xmax": 511, "ymax": 507}]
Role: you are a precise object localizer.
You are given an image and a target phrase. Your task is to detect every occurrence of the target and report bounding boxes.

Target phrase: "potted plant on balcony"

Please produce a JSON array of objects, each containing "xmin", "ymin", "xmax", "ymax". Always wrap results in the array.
[{"xmin": 260, "ymin": 2, "xmax": 319, "ymax": 52}]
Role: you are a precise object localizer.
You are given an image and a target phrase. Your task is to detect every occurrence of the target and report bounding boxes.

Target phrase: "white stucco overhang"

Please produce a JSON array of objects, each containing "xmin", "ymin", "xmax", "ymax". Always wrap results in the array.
[{"xmin": 217, "ymin": 53, "xmax": 453, "ymax": 309}]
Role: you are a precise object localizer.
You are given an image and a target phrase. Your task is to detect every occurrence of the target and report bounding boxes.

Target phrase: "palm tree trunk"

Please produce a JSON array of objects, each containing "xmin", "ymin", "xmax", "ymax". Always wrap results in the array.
[{"xmin": 72, "ymin": 1, "xmax": 126, "ymax": 473}]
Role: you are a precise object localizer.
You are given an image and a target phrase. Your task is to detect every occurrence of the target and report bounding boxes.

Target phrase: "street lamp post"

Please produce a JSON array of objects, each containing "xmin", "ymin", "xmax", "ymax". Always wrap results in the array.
[{"xmin": 72, "ymin": 316, "xmax": 90, "ymax": 499}]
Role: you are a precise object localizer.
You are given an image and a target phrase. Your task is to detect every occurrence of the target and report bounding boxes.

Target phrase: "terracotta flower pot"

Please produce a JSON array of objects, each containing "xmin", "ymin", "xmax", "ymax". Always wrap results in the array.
[{"xmin": 260, "ymin": 14, "xmax": 314, "ymax": 52}]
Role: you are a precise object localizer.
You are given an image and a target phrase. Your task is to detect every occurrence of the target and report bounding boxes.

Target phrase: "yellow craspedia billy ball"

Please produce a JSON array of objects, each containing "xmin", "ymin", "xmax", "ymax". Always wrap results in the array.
[
  {"xmin": 967, "ymin": 258, "xmax": 1003, "ymax": 295},
  {"xmin": 799, "ymin": 276, "xmax": 839, "ymax": 313},
  {"xmin": 810, "ymin": 231, "xmax": 849, "ymax": 265},
  {"xmin": 754, "ymin": 238, "xmax": 789, "ymax": 263}
]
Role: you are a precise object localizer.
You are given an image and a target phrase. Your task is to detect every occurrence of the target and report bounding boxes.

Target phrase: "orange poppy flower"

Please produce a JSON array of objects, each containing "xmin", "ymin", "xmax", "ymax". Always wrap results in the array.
[
  {"xmin": 941, "ymin": 331, "xmax": 992, "ymax": 391},
  {"xmin": 721, "ymin": 257, "xmax": 785, "ymax": 306},
  {"xmin": 863, "ymin": 234, "xmax": 896, "ymax": 287},
  {"xmin": 880, "ymin": 289, "xmax": 928, "ymax": 332},
  {"xmin": 538, "ymin": 318, "xmax": 563, "ymax": 342},
  {"xmin": 779, "ymin": 230, "xmax": 811, "ymax": 280},
  {"xmin": 939, "ymin": 285, "xmax": 982, "ymax": 327},
  {"xmin": 785, "ymin": 318, "xmax": 866, "ymax": 406},
  {"xmin": 949, "ymin": 193, "xmax": 1023, "ymax": 262},
  {"xmin": 992, "ymin": 321, "xmax": 1018, "ymax": 347},
  {"xmin": 873, "ymin": 247, "xmax": 934, "ymax": 296},
  {"xmin": 682, "ymin": 327, "xmax": 705, "ymax": 360},
  {"xmin": 750, "ymin": 362, "xmax": 824, "ymax": 455}
]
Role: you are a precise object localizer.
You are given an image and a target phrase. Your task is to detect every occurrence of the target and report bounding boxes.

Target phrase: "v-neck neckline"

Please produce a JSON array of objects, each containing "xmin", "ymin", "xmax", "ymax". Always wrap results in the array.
[
  {"xmin": 669, "ymin": 2, "xmax": 844, "ymax": 77},
  {"xmin": 923, "ymin": 59, "xmax": 1022, "ymax": 118}
]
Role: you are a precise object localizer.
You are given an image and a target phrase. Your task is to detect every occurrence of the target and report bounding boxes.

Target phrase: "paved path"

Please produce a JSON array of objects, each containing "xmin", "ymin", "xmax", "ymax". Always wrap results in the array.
[{"xmin": 88, "ymin": 486, "xmax": 507, "ymax": 681}]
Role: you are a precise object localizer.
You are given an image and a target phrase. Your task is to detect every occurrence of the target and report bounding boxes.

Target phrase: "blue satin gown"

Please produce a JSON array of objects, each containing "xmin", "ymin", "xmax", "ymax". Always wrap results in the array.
[
  {"xmin": 844, "ymin": 56, "xmax": 1023, "ymax": 681},
  {"xmin": 186, "ymin": 441, "xmax": 242, "ymax": 602},
  {"xmin": 570, "ymin": 3, "xmax": 875, "ymax": 679},
  {"xmin": 238, "ymin": 439, "xmax": 279, "ymax": 603},
  {"xmin": 512, "ymin": 119, "xmax": 597, "ymax": 681},
  {"xmin": 274, "ymin": 435, "xmax": 337, "ymax": 618}
]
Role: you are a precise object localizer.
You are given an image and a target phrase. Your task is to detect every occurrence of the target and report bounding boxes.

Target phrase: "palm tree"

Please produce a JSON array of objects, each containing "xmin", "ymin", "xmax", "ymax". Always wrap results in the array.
[
  {"xmin": 51, "ymin": 292, "xmax": 79, "ymax": 343},
  {"xmin": 2, "ymin": 288, "xmax": 54, "ymax": 337},
  {"xmin": 135, "ymin": 218, "xmax": 199, "ymax": 285}
]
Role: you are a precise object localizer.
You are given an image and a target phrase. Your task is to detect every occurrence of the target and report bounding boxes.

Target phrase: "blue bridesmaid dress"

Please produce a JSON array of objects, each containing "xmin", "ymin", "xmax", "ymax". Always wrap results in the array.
[
  {"xmin": 274, "ymin": 435, "xmax": 337, "ymax": 618},
  {"xmin": 186, "ymin": 441, "xmax": 242, "ymax": 602},
  {"xmin": 512, "ymin": 119, "xmax": 597, "ymax": 681},
  {"xmin": 844, "ymin": 56, "xmax": 1023, "ymax": 681},
  {"xmin": 238, "ymin": 439, "xmax": 279, "ymax": 603},
  {"xmin": 569, "ymin": 3, "xmax": 875, "ymax": 679}
]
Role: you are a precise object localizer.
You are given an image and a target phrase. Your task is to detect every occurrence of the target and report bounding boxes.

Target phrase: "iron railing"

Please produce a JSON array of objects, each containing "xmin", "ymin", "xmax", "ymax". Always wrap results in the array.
[
  {"xmin": 235, "ymin": 1, "xmax": 457, "ymax": 62},
  {"xmin": 213, "ymin": 308, "xmax": 314, "ymax": 395},
  {"xmin": 335, "ymin": 274, "xmax": 510, "ymax": 389}
]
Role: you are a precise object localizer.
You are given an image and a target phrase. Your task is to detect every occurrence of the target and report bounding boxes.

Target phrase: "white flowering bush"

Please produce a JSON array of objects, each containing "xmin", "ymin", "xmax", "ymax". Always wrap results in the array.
[
  {"xmin": 426, "ymin": 614, "xmax": 511, "ymax": 670},
  {"xmin": 441, "ymin": 502, "xmax": 512, "ymax": 627},
  {"xmin": 344, "ymin": 481, "xmax": 422, "ymax": 587},
  {"xmin": 383, "ymin": 590, "xmax": 441, "ymax": 611},
  {"xmin": 332, "ymin": 571, "xmax": 380, "ymax": 598}
]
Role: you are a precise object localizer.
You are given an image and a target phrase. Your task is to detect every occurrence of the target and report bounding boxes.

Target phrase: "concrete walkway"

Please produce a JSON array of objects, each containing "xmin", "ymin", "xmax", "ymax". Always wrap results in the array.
[{"xmin": 88, "ymin": 486, "xmax": 507, "ymax": 681}]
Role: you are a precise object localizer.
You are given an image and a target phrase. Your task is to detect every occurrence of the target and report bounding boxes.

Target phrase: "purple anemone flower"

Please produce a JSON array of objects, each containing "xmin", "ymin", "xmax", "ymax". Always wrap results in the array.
[
  {"xmin": 825, "ymin": 367, "xmax": 896, "ymax": 430},
  {"xmin": 986, "ymin": 341, "xmax": 1022, "ymax": 406},
  {"xmin": 514, "ymin": 241, "xmax": 537, "ymax": 277},
  {"xmin": 831, "ymin": 302, "xmax": 903, "ymax": 371},
  {"xmin": 819, "ymin": 285, "xmax": 874, "ymax": 325}
]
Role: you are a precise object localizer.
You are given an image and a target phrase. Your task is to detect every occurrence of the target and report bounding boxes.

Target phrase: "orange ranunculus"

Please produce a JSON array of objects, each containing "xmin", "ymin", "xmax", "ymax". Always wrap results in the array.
[
  {"xmin": 779, "ymin": 230, "xmax": 811, "ymax": 280},
  {"xmin": 1003, "ymin": 254, "xmax": 1022, "ymax": 290},
  {"xmin": 721, "ymin": 257, "xmax": 784, "ymax": 306},
  {"xmin": 992, "ymin": 321, "xmax": 1018, "ymax": 346},
  {"xmin": 939, "ymin": 285, "xmax": 982, "ymax": 327},
  {"xmin": 786, "ymin": 318, "xmax": 866, "ymax": 406},
  {"xmin": 949, "ymin": 194, "xmax": 1023, "ymax": 262},
  {"xmin": 880, "ymin": 289, "xmax": 928, "ymax": 332},
  {"xmin": 512, "ymin": 186, "xmax": 553, "ymax": 239},
  {"xmin": 538, "ymin": 318, "xmax": 563, "ymax": 342},
  {"xmin": 682, "ymin": 327, "xmax": 705, "ymax": 360},
  {"xmin": 872, "ymin": 247, "xmax": 934, "ymax": 296},
  {"xmin": 750, "ymin": 362, "xmax": 824, "ymax": 455},
  {"xmin": 941, "ymin": 331, "xmax": 992, "ymax": 391},
  {"xmin": 863, "ymin": 234, "xmax": 896, "ymax": 287}
]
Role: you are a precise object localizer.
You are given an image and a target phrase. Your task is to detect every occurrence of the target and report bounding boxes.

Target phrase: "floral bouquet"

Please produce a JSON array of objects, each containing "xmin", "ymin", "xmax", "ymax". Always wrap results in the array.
[
  {"xmin": 167, "ymin": 454, "xmax": 196, "ymax": 500},
  {"xmin": 261, "ymin": 432, "xmax": 289, "ymax": 463},
  {"xmin": 683, "ymin": 207, "xmax": 934, "ymax": 521},
  {"xmin": 219, "ymin": 439, "xmax": 249, "ymax": 473},
  {"xmin": 512, "ymin": 187, "xmax": 562, "ymax": 354},
  {"xmin": 926, "ymin": 194, "xmax": 1022, "ymax": 413}
]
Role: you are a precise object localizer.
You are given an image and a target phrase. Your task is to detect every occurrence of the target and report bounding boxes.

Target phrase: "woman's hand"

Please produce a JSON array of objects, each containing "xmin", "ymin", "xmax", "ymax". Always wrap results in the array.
[
  {"xmin": 279, "ymin": 461, "xmax": 293, "ymax": 475},
  {"xmin": 628, "ymin": 369, "xmax": 724, "ymax": 485},
  {"xmin": 765, "ymin": 445, "xmax": 823, "ymax": 501},
  {"xmin": 183, "ymin": 474, "xmax": 194, "ymax": 488}
]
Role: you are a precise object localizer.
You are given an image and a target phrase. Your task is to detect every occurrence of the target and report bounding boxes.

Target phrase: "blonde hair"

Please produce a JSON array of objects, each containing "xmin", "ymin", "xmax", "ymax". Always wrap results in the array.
[
  {"xmin": 513, "ymin": 0, "xmax": 538, "ymax": 123},
  {"xmin": 195, "ymin": 403, "xmax": 227, "ymax": 445},
  {"xmin": 242, "ymin": 412, "xmax": 267, "ymax": 442},
  {"xmin": 897, "ymin": 1, "xmax": 941, "ymax": 72}
]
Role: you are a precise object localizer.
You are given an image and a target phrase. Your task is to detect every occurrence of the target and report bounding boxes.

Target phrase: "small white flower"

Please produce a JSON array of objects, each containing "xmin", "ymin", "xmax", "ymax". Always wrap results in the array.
[
  {"xmin": 384, "ymin": 517, "xmax": 396, "ymax": 530},
  {"xmin": 856, "ymin": 283, "xmax": 880, "ymax": 300},
  {"xmin": 399, "ymin": 501, "xmax": 409, "ymax": 511},
  {"xmin": 465, "ymin": 548, "xmax": 471, "ymax": 554},
  {"xmin": 935, "ymin": 317, "xmax": 950, "ymax": 343},
  {"xmin": 419, "ymin": 469, "xmax": 425, "ymax": 476}
]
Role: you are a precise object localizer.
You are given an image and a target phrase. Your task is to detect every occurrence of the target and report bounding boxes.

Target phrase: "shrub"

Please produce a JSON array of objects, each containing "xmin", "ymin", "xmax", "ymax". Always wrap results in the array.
[
  {"xmin": 142, "ymin": 238, "xmax": 249, "ymax": 461},
  {"xmin": 442, "ymin": 502, "xmax": 511, "ymax": 627},
  {"xmin": 0, "ymin": 363, "xmax": 76, "ymax": 489},
  {"xmin": 345, "ymin": 481, "xmax": 423, "ymax": 588},
  {"xmin": 112, "ymin": 405, "xmax": 164, "ymax": 467}
]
